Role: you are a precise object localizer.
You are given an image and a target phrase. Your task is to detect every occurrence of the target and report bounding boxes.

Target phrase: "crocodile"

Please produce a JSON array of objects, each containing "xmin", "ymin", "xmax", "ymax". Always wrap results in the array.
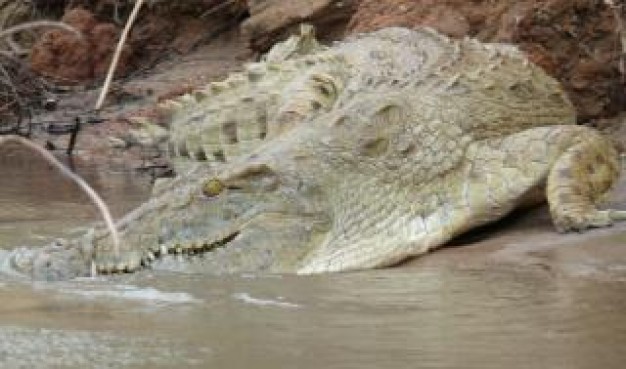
[{"xmin": 7, "ymin": 25, "xmax": 625, "ymax": 280}]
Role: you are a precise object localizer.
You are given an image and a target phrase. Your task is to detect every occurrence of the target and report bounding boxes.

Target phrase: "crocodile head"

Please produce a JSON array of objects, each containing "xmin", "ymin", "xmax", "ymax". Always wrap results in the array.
[
  {"xmin": 6, "ymin": 144, "xmax": 330, "ymax": 280},
  {"xmin": 15, "ymin": 92, "xmax": 438, "ymax": 279},
  {"xmin": 89, "ymin": 149, "xmax": 334, "ymax": 275},
  {"xmin": 89, "ymin": 92, "xmax": 446, "ymax": 276},
  {"xmin": 14, "ymin": 91, "xmax": 458, "ymax": 279}
]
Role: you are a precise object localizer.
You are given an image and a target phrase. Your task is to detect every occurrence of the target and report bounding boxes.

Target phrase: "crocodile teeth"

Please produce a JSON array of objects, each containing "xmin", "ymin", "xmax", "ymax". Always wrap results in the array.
[
  {"xmin": 141, "ymin": 257, "xmax": 150, "ymax": 267},
  {"xmin": 98, "ymin": 262, "xmax": 114, "ymax": 274},
  {"xmin": 115, "ymin": 262, "xmax": 126, "ymax": 272},
  {"xmin": 90, "ymin": 261, "xmax": 97, "ymax": 277},
  {"xmin": 126, "ymin": 257, "xmax": 141, "ymax": 272},
  {"xmin": 149, "ymin": 243, "xmax": 161, "ymax": 253}
]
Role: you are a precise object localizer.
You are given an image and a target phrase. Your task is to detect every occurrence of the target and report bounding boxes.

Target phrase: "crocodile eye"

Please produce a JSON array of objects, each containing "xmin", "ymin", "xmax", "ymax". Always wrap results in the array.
[
  {"xmin": 317, "ymin": 83, "xmax": 334, "ymax": 97},
  {"xmin": 202, "ymin": 178, "xmax": 224, "ymax": 197}
]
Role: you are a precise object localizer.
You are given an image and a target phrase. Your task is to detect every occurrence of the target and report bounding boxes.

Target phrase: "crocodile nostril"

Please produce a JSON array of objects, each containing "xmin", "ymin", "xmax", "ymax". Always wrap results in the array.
[
  {"xmin": 359, "ymin": 137, "xmax": 389, "ymax": 157},
  {"xmin": 258, "ymin": 112, "xmax": 268, "ymax": 139},
  {"xmin": 222, "ymin": 121, "xmax": 238, "ymax": 144}
]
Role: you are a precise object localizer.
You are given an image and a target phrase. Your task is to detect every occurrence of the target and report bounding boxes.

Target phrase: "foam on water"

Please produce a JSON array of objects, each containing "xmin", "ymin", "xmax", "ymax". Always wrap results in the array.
[
  {"xmin": 232, "ymin": 292, "xmax": 301, "ymax": 309},
  {"xmin": 56, "ymin": 284, "xmax": 202, "ymax": 304}
]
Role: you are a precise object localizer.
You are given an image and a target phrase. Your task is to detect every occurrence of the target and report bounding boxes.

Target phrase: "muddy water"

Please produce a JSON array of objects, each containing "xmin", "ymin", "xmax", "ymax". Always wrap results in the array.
[
  {"xmin": 0, "ymin": 145, "xmax": 151, "ymax": 248},
  {"xmin": 1, "ymin": 148, "xmax": 625, "ymax": 368}
]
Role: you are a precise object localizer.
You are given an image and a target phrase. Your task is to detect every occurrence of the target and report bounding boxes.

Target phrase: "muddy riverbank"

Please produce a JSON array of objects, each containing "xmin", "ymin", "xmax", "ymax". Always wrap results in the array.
[{"xmin": 3, "ymin": 0, "xmax": 621, "ymax": 168}]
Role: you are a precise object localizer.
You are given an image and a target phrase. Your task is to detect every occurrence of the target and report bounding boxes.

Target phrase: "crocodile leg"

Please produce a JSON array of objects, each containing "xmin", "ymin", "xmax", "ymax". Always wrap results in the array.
[
  {"xmin": 299, "ymin": 124, "xmax": 623, "ymax": 274},
  {"xmin": 464, "ymin": 124, "xmax": 624, "ymax": 233},
  {"xmin": 546, "ymin": 127, "xmax": 624, "ymax": 232},
  {"xmin": 297, "ymin": 129, "xmax": 547, "ymax": 274},
  {"xmin": 464, "ymin": 124, "xmax": 625, "ymax": 232}
]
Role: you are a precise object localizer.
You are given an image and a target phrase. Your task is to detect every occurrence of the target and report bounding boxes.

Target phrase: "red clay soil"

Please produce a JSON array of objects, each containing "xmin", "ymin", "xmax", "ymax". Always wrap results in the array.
[
  {"xmin": 348, "ymin": 0, "xmax": 625, "ymax": 122},
  {"xmin": 30, "ymin": 8, "xmax": 132, "ymax": 83},
  {"xmin": 29, "ymin": 1, "xmax": 246, "ymax": 84},
  {"xmin": 242, "ymin": 0, "xmax": 359, "ymax": 52},
  {"xmin": 22, "ymin": 0, "xmax": 625, "ymax": 167},
  {"xmin": 29, "ymin": 1, "xmax": 624, "ymax": 121}
]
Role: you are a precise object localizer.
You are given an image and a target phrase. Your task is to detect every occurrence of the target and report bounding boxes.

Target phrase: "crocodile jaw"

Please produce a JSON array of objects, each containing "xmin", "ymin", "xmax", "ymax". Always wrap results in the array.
[
  {"xmin": 84, "ymin": 159, "xmax": 330, "ymax": 275},
  {"xmin": 6, "ymin": 237, "xmax": 95, "ymax": 281}
]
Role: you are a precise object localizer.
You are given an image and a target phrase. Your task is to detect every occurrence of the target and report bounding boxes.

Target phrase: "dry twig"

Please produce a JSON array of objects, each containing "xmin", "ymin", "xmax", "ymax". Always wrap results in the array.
[
  {"xmin": 0, "ymin": 20, "xmax": 81, "ymax": 135},
  {"xmin": 0, "ymin": 54, "xmax": 48, "ymax": 134},
  {"xmin": 0, "ymin": 7, "xmax": 134, "ymax": 267},
  {"xmin": 96, "ymin": 0, "xmax": 145, "ymax": 110},
  {"xmin": 0, "ymin": 19, "xmax": 80, "ymax": 40},
  {"xmin": 605, "ymin": 0, "xmax": 625, "ymax": 83},
  {"xmin": 0, "ymin": 135, "xmax": 120, "ymax": 255}
]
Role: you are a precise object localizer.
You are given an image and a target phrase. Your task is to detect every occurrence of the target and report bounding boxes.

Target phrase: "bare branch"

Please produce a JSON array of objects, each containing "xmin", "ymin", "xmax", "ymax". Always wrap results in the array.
[
  {"xmin": 95, "ymin": 0, "xmax": 145, "ymax": 110},
  {"xmin": 605, "ymin": 0, "xmax": 625, "ymax": 81},
  {"xmin": 0, "ymin": 20, "xmax": 81, "ymax": 40},
  {"xmin": 0, "ymin": 135, "xmax": 120, "ymax": 257}
]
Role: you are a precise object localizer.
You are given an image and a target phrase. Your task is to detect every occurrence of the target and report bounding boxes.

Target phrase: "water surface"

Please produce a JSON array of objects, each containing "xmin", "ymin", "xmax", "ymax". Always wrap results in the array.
[
  {"xmin": 0, "ymin": 145, "xmax": 151, "ymax": 248},
  {"xmin": 0, "ymin": 147, "xmax": 625, "ymax": 368}
]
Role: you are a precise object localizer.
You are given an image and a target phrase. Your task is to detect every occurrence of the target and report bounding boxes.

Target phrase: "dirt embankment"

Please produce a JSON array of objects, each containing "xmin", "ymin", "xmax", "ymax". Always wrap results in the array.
[
  {"xmin": 29, "ymin": 1, "xmax": 624, "ymax": 119},
  {"xmin": 5, "ymin": 0, "xmax": 623, "ymax": 166},
  {"xmin": 29, "ymin": 1, "xmax": 248, "ymax": 84},
  {"xmin": 348, "ymin": 0, "xmax": 625, "ymax": 123},
  {"xmin": 30, "ymin": 8, "xmax": 131, "ymax": 82}
]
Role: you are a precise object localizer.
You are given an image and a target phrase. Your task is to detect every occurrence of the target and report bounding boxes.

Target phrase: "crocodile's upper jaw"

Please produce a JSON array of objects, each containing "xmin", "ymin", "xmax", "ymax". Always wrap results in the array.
[{"xmin": 87, "ymin": 137, "xmax": 335, "ymax": 275}]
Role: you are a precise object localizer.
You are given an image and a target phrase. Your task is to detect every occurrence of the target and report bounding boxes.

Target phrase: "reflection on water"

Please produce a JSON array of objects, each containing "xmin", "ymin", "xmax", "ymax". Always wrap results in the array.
[
  {"xmin": 0, "ymin": 147, "xmax": 625, "ymax": 368},
  {"xmin": 1, "ymin": 267, "xmax": 625, "ymax": 369},
  {"xmin": 0, "ymin": 144, "xmax": 151, "ymax": 247}
]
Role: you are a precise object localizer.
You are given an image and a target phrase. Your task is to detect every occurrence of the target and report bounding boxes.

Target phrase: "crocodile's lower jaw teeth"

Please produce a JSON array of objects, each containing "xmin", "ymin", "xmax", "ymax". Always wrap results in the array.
[
  {"xmin": 97, "ymin": 263, "xmax": 112, "ymax": 274},
  {"xmin": 126, "ymin": 258, "xmax": 141, "ymax": 272},
  {"xmin": 98, "ymin": 231, "xmax": 241, "ymax": 274}
]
